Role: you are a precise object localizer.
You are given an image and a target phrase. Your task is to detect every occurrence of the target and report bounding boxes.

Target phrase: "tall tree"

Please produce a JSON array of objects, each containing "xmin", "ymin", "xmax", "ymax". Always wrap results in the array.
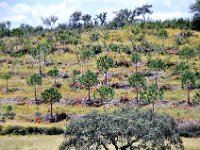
[
  {"xmin": 136, "ymin": 4, "xmax": 153, "ymax": 22},
  {"xmin": 128, "ymin": 73, "xmax": 146, "ymax": 102},
  {"xmin": 27, "ymin": 74, "xmax": 42, "ymax": 102},
  {"xmin": 70, "ymin": 11, "xmax": 82, "ymax": 29},
  {"xmin": 80, "ymin": 70, "xmax": 98, "ymax": 101},
  {"xmin": 190, "ymin": 0, "xmax": 200, "ymax": 31},
  {"xmin": 41, "ymin": 87, "xmax": 62, "ymax": 117},
  {"xmin": 12, "ymin": 28, "xmax": 24, "ymax": 50},
  {"xmin": 41, "ymin": 15, "xmax": 58, "ymax": 30},
  {"xmin": 96, "ymin": 56, "xmax": 114, "ymax": 85},
  {"xmin": 96, "ymin": 12, "xmax": 107, "ymax": 26}
]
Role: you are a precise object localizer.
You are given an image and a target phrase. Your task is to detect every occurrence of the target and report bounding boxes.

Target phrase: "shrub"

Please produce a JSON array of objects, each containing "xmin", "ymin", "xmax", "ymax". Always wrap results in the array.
[
  {"xmin": 91, "ymin": 45, "xmax": 102, "ymax": 55},
  {"xmin": 108, "ymin": 43, "xmax": 120, "ymax": 52},
  {"xmin": 0, "ymin": 126, "xmax": 64, "ymax": 135}
]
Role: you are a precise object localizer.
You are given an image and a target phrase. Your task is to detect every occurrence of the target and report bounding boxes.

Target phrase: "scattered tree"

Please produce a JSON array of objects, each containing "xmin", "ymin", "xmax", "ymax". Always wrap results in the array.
[
  {"xmin": 27, "ymin": 74, "xmax": 42, "ymax": 102},
  {"xmin": 130, "ymin": 52, "xmax": 141, "ymax": 73},
  {"xmin": 141, "ymin": 83, "xmax": 164, "ymax": 111},
  {"xmin": 41, "ymin": 87, "xmax": 62, "ymax": 117},
  {"xmin": 179, "ymin": 46, "xmax": 196, "ymax": 63},
  {"xmin": 180, "ymin": 70, "xmax": 196, "ymax": 104},
  {"xmin": 0, "ymin": 72, "xmax": 12, "ymax": 93},
  {"xmin": 96, "ymin": 56, "xmax": 114, "ymax": 85},
  {"xmin": 93, "ymin": 85, "xmax": 115, "ymax": 103},
  {"xmin": 80, "ymin": 70, "xmax": 98, "ymax": 101},
  {"xmin": 48, "ymin": 66, "xmax": 59, "ymax": 85},
  {"xmin": 128, "ymin": 73, "xmax": 146, "ymax": 102}
]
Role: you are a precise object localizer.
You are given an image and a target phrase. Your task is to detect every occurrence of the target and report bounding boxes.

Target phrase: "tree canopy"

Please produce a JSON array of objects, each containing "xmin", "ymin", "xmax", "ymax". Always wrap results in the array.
[{"xmin": 60, "ymin": 108, "xmax": 184, "ymax": 150}]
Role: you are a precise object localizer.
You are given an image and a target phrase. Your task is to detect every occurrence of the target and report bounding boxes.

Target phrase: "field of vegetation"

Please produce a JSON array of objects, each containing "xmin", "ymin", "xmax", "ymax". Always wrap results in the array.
[{"xmin": 1, "ymin": 1, "xmax": 200, "ymax": 149}]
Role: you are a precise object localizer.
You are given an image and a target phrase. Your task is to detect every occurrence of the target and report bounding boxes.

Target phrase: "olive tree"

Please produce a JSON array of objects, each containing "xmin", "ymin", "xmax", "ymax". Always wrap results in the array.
[
  {"xmin": 60, "ymin": 108, "xmax": 183, "ymax": 150},
  {"xmin": 93, "ymin": 85, "xmax": 115, "ymax": 103},
  {"xmin": 179, "ymin": 46, "xmax": 195, "ymax": 63},
  {"xmin": 128, "ymin": 73, "xmax": 146, "ymax": 102},
  {"xmin": 0, "ymin": 72, "xmax": 12, "ymax": 93},
  {"xmin": 180, "ymin": 70, "xmax": 196, "ymax": 104},
  {"xmin": 130, "ymin": 52, "xmax": 141, "ymax": 73},
  {"xmin": 148, "ymin": 59, "xmax": 166, "ymax": 85},
  {"xmin": 158, "ymin": 29, "xmax": 168, "ymax": 46},
  {"xmin": 141, "ymin": 83, "xmax": 164, "ymax": 111},
  {"xmin": 96, "ymin": 55, "xmax": 114, "ymax": 85},
  {"xmin": 80, "ymin": 70, "xmax": 98, "ymax": 101},
  {"xmin": 41, "ymin": 87, "xmax": 62, "ymax": 117},
  {"xmin": 47, "ymin": 66, "xmax": 59, "ymax": 85},
  {"xmin": 27, "ymin": 73, "xmax": 42, "ymax": 102}
]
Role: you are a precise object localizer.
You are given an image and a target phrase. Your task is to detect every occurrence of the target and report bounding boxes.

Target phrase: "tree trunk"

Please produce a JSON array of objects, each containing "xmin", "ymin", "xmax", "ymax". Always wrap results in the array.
[
  {"xmin": 54, "ymin": 78, "xmax": 57, "ymax": 85},
  {"xmin": 38, "ymin": 55, "xmax": 42, "ymax": 75},
  {"xmin": 135, "ymin": 64, "xmax": 138, "ymax": 73},
  {"xmin": 152, "ymin": 100, "xmax": 155, "ymax": 112},
  {"xmin": 155, "ymin": 70, "xmax": 158, "ymax": 85},
  {"xmin": 105, "ymin": 70, "xmax": 108, "ymax": 85},
  {"xmin": 187, "ymin": 84, "xmax": 190, "ymax": 104},
  {"xmin": 136, "ymin": 87, "xmax": 139, "ymax": 102},
  {"xmin": 6, "ymin": 79, "xmax": 8, "ymax": 93},
  {"xmin": 50, "ymin": 101, "xmax": 53, "ymax": 117},
  {"xmin": 34, "ymin": 85, "xmax": 37, "ymax": 102},
  {"xmin": 88, "ymin": 84, "xmax": 91, "ymax": 101}
]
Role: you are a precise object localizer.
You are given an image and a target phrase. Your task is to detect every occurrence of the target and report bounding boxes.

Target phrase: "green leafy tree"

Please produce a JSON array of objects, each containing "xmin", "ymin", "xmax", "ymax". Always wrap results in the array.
[
  {"xmin": 80, "ymin": 46, "xmax": 94, "ymax": 63},
  {"xmin": 158, "ymin": 29, "xmax": 168, "ymax": 46},
  {"xmin": 12, "ymin": 28, "xmax": 23, "ymax": 50},
  {"xmin": 130, "ymin": 52, "xmax": 141, "ymax": 73},
  {"xmin": 180, "ymin": 70, "xmax": 196, "ymax": 104},
  {"xmin": 80, "ymin": 70, "xmax": 98, "ymax": 101},
  {"xmin": 41, "ymin": 87, "xmax": 62, "ymax": 117},
  {"xmin": 27, "ymin": 74, "xmax": 42, "ymax": 102},
  {"xmin": 148, "ymin": 59, "xmax": 166, "ymax": 85},
  {"xmin": 190, "ymin": 0, "xmax": 200, "ymax": 31},
  {"xmin": 179, "ymin": 46, "xmax": 195, "ymax": 63},
  {"xmin": 29, "ymin": 47, "xmax": 42, "ymax": 75},
  {"xmin": 141, "ymin": 83, "xmax": 164, "ymax": 111},
  {"xmin": 96, "ymin": 55, "xmax": 114, "ymax": 85},
  {"xmin": 47, "ymin": 66, "xmax": 59, "ymax": 85},
  {"xmin": 94, "ymin": 85, "xmax": 115, "ymax": 103},
  {"xmin": 60, "ymin": 108, "xmax": 183, "ymax": 150},
  {"xmin": 0, "ymin": 73, "xmax": 12, "ymax": 93},
  {"xmin": 128, "ymin": 73, "xmax": 146, "ymax": 102}
]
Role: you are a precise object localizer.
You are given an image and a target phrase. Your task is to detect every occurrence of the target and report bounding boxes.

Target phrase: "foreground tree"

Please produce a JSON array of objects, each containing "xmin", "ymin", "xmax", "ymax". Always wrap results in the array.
[
  {"xmin": 130, "ymin": 52, "xmax": 141, "ymax": 73},
  {"xmin": 96, "ymin": 56, "xmax": 114, "ymax": 85},
  {"xmin": 141, "ymin": 83, "xmax": 164, "ymax": 111},
  {"xmin": 27, "ymin": 74, "xmax": 42, "ymax": 102},
  {"xmin": 80, "ymin": 70, "xmax": 98, "ymax": 101},
  {"xmin": 180, "ymin": 70, "xmax": 196, "ymax": 104},
  {"xmin": 190, "ymin": 0, "xmax": 200, "ymax": 31},
  {"xmin": 128, "ymin": 73, "xmax": 146, "ymax": 102},
  {"xmin": 41, "ymin": 87, "xmax": 62, "ymax": 117},
  {"xmin": 60, "ymin": 108, "xmax": 183, "ymax": 150},
  {"xmin": 0, "ymin": 72, "xmax": 12, "ymax": 93}
]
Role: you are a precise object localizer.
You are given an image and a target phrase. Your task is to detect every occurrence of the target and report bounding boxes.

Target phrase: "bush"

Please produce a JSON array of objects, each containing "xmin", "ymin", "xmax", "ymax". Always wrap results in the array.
[
  {"xmin": 108, "ymin": 43, "xmax": 120, "ymax": 52},
  {"xmin": 90, "ymin": 32, "xmax": 99, "ymax": 42},
  {"xmin": 0, "ymin": 126, "xmax": 64, "ymax": 135},
  {"xmin": 91, "ymin": 45, "xmax": 102, "ymax": 55}
]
